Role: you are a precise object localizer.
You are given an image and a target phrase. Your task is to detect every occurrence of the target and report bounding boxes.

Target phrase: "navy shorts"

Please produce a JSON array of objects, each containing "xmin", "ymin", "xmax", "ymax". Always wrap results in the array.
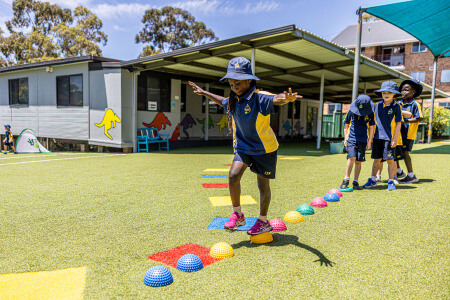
[
  {"xmin": 233, "ymin": 151, "xmax": 277, "ymax": 179},
  {"xmin": 4, "ymin": 142, "xmax": 12, "ymax": 146},
  {"xmin": 372, "ymin": 139, "xmax": 395, "ymax": 161},
  {"xmin": 346, "ymin": 140, "xmax": 367, "ymax": 162},
  {"xmin": 402, "ymin": 139, "xmax": 414, "ymax": 152}
]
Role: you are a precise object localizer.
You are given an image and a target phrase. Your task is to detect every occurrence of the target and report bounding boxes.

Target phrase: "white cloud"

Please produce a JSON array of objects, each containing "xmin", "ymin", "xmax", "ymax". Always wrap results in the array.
[
  {"xmin": 93, "ymin": 3, "xmax": 156, "ymax": 20},
  {"xmin": 171, "ymin": 0, "xmax": 279, "ymax": 15},
  {"xmin": 113, "ymin": 24, "xmax": 127, "ymax": 31}
]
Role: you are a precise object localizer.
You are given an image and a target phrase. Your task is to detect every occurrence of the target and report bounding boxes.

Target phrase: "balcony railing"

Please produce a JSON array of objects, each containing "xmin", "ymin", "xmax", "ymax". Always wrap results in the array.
[{"xmin": 371, "ymin": 53, "xmax": 405, "ymax": 66}]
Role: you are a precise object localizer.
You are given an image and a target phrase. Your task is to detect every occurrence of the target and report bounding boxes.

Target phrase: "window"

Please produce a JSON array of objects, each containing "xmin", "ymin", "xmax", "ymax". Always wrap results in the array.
[
  {"xmin": 137, "ymin": 73, "xmax": 171, "ymax": 112},
  {"xmin": 294, "ymin": 101, "xmax": 300, "ymax": 119},
  {"xmin": 360, "ymin": 47, "xmax": 365, "ymax": 53},
  {"xmin": 411, "ymin": 42, "xmax": 427, "ymax": 53},
  {"xmin": 441, "ymin": 70, "xmax": 450, "ymax": 83},
  {"xmin": 439, "ymin": 102, "xmax": 450, "ymax": 108},
  {"xmin": 410, "ymin": 71, "xmax": 425, "ymax": 82},
  {"xmin": 328, "ymin": 104, "xmax": 342, "ymax": 114},
  {"xmin": 287, "ymin": 102, "xmax": 293, "ymax": 118},
  {"xmin": 57, "ymin": 75, "xmax": 83, "ymax": 107},
  {"xmin": 9, "ymin": 78, "xmax": 29, "ymax": 106},
  {"xmin": 202, "ymin": 88, "xmax": 224, "ymax": 114},
  {"xmin": 181, "ymin": 83, "xmax": 187, "ymax": 112}
]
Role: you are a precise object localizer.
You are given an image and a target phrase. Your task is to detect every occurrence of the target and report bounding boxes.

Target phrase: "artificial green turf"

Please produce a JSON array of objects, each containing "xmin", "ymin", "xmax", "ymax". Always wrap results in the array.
[{"xmin": 0, "ymin": 142, "xmax": 448, "ymax": 299}]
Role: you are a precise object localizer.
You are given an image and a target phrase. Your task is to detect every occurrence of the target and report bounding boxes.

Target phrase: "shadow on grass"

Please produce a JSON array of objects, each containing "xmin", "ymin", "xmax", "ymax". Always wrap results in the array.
[
  {"xmin": 231, "ymin": 233, "xmax": 334, "ymax": 267},
  {"xmin": 369, "ymin": 185, "xmax": 417, "ymax": 190},
  {"xmin": 412, "ymin": 145, "xmax": 450, "ymax": 155}
]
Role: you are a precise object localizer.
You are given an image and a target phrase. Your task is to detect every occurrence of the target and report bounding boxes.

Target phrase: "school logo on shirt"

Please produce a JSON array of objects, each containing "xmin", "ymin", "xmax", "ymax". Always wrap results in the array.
[
  {"xmin": 364, "ymin": 116, "xmax": 369, "ymax": 121},
  {"xmin": 388, "ymin": 109, "xmax": 393, "ymax": 114},
  {"xmin": 359, "ymin": 104, "xmax": 363, "ymax": 109},
  {"xmin": 407, "ymin": 107, "xmax": 411, "ymax": 111},
  {"xmin": 264, "ymin": 171, "xmax": 271, "ymax": 176},
  {"xmin": 234, "ymin": 62, "xmax": 239, "ymax": 69},
  {"xmin": 245, "ymin": 104, "xmax": 251, "ymax": 114}
]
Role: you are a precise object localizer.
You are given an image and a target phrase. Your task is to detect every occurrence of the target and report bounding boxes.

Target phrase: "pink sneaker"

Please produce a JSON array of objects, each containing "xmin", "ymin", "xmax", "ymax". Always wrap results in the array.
[
  {"xmin": 224, "ymin": 212, "xmax": 246, "ymax": 230},
  {"xmin": 247, "ymin": 219, "xmax": 273, "ymax": 235}
]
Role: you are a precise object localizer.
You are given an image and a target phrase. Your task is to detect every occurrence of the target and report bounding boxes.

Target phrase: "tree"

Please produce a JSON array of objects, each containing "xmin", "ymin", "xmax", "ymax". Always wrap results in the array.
[
  {"xmin": 423, "ymin": 106, "xmax": 450, "ymax": 137},
  {"xmin": 135, "ymin": 6, "xmax": 217, "ymax": 57},
  {"xmin": 0, "ymin": 0, "xmax": 107, "ymax": 67}
]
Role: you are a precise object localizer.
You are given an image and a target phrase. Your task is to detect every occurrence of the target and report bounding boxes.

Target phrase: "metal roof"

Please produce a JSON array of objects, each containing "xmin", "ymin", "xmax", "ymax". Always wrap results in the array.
[
  {"xmin": 332, "ymin": 21, "xmax": 418, "ymax": 48},
  {"xmin": 122, "ymin": 25, "xmax": 448, "ymax": 102}
]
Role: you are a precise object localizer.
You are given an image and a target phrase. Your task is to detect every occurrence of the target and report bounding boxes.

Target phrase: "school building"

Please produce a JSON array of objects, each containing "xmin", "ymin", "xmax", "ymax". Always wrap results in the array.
[{"xmin": 0, "ymin": 25, "xmax": 448, "ymax": 152}]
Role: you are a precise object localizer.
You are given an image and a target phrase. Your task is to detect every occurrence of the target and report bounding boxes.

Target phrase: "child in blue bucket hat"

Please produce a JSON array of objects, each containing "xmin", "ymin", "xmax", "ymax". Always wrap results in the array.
[
  {"xmin": 340, "ymin": 94, "xmax": 375, "ymax": 190},
  {"xmin": 3, "ymin": 125, "xmax": 17, "ymax": 154},
  {"xmin": 189, "ymin": 57, "xmax": 302, "ymax": 235},
  {"xmin": 363, "ymin": 81, "xmax": 402, "ymax": 191}
]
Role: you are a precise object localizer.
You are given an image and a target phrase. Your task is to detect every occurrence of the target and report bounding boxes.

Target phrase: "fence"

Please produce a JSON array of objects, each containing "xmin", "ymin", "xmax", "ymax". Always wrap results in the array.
[{"xmin": 322, "ymin": 112, "xmax": 345, "ymax": 138}]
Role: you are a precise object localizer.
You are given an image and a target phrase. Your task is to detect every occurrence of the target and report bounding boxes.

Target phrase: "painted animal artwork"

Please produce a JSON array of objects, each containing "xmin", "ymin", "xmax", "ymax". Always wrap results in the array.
[
  {"xmin": 294, "ymin": 121, "xmax": 302, "ymax": 134},
  {"xmin": 143, "ymin": 112, "xmax": 172, "ymax": 130},
  {"xmin": 169, "ymin": 124, "xmax": 180, "ymax": 141},
  {"xmin": 282, "ymin": 120, "xmax": 292, "ymax": 133},
  {"xmin": 215, "ymin": 115, "xmax": 228, "ymax": 135},
  {"xmin": 95, "ymin": 108, "xmax": 121, "ymax": 140},
  {"xmin": 180, "ymin": 114, "xmax": 196, "ymax": 139},
  {"xmin": 196, "ymin": 117, "xmax": 215, "ymax": 135}
]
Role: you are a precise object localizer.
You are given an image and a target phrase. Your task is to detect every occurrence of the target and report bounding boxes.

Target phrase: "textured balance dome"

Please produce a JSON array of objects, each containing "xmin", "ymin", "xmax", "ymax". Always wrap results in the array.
[
  {"xmin": 269, "ymin": 219, "xmax": 287, "ymax": 231},
  {"xmin": 310, "ymin": 197, "xmax": 327, "ymax": 207},
  {"xmin": 250, "ymin": 232, "xmax": 273, "ymax": 244},
  {"xmin": 296, "ymin": 204, "xmax": 315, "ymax": 215},
  {"xmin": 176, "ymin": 254, "xmax": 204, "ymax": 272},
  {"xmin": 284, "ymin": 211, "xmax": 304, "ymax": 223},
  {"xmin": 143, "ymin": 266, "xmax": 173, "ymax": 287},
  {"xmin": 209, "ymin": 242, "xmax": 234, "ymax": 259}
]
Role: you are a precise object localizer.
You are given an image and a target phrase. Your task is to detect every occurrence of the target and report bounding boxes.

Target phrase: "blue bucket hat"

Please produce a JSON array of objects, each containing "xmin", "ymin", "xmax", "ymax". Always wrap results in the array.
[
  {"xmin": 350, "ymin": 94, "xmax": 374, "ymax": 116},
  {"xmin": 4, "ymin": 125, "xmax": 10, "ymax": 129},
  {"xmin": 374, "ymin": 80, "xmax": 401, "ymax": 97},
  {"xmin": 220, "ymin": 57, "xmax": 259, "ymax": 82},
  {"xmin": 399, "ymin": 78, "xmax": 423, "ymax": 98}
]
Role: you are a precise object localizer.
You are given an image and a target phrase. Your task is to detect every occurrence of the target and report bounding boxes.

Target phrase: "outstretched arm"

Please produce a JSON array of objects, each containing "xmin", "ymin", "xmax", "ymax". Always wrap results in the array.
[
  {"xmin": 273, "ymin": 88, "xmax": 303, "ymax": 106},
  {"xmin": 189, "ymin": 81, "xmax": 226, "ymax": 107}
]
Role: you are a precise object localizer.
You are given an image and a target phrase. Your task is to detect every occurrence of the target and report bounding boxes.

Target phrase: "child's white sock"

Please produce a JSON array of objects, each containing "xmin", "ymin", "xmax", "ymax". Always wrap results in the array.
[
  {"xmin": 344, "ymin": 176, "xmax": 350, "ymax": 180},
  {"xmin": 397, "ymin": 168, "xmax": 402, "ymax": 173},
  {"xmin": 376, "ymin": 175, "xmax": 381, "ymax": 180},
  {"xmin": 408, "ymin": 172, "xmax": 414, "ymax": 177},
  {"xmin": 388, "ymin": 179, "xmax": 394, "ymax": 183},
  {"xmin": 233, "ymin": 206, "xmax": 241, "ymax": 215},
  {"xmin": 353, "ymin": 179, "xmax": 358, "ymax": 183},
  {"xmin": 259, "ymin": 215, "xmax": 268, "ymax": 222},
  {"xmin": 371, "ymin": 176, "xmax": 376, "ymax": 181}
]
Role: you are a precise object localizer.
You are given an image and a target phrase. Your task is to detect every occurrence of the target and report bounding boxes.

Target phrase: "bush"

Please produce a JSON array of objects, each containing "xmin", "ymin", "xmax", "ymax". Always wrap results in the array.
[{"xmin": 423, "ymin": 106, "xmax": 450, "ymax": 136}]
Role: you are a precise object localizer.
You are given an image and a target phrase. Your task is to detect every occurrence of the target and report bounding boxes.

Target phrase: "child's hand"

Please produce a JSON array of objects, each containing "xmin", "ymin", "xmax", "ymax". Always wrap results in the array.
[
  {"xmin": 189, "ymin": 81, "xmax": 206, "ymax": 95},
  {"xmin": 344, "ymin": 140, "xmax": 347, "ymax": 147},
  {"xmin": 366, "ymin": 142, "xmax": 372, "ymax": 150},
  {"xmin": 390, "ymin": 140, "xmax": 397, "ymax": 148},
  {"xmin": 283, "ymin": 88, "xmax": 302, "ymax": 102}
]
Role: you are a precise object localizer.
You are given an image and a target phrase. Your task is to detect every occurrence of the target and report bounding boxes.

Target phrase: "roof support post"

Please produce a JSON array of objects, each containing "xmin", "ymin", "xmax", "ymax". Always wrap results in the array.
[
  {"xmin": 251, "ymin": 48, "xmax": 256, "ymax": 75},
  {"xmin": 427, "ymin": 57, "xmax": 438, "ymax": 144},
  {"xmin": 351, "ymin": 7, "xmax": 363, "ymax": 102},
  {"xmin": 205, "ymin": 83, "xmax": 210, "ymax": 141},
  {"xmin": 317, "ymin": 70, "xmax": 325, "ymax": 149},
  {"xmin": 132, "ymin": 72, "xmax": 139, "ymax": 152}
]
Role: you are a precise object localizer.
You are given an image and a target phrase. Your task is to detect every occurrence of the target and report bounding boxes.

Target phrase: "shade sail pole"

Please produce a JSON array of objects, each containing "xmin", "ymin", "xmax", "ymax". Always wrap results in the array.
[
  {"xmin": 351, "ymin": 8, "xmax": 363, "ymax": 102},
  {"xmin": 427, "ymin": 57, "xmax": 438, "ymax": 144},
  {"xmin": 205, "ymin": 83, "xmax": 210, "ymax": 141},
  {"xmin": 317, "ymin": 70, "xmax": 325, "ymax": 149}
]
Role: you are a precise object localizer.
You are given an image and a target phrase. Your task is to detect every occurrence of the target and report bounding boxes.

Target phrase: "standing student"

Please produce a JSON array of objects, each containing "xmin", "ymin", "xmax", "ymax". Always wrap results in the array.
[
  {"xmin": 340, "ymin": 95, "xmax": 375, "ymax": 190},
  {"xmin": 363, "ymin": 81, "xmax": 402, "ymax": 191},
  {"xmin": 397, "ymin": 78, "xmax": 423, "ymax": 183},
  {"xmin": 3, "ymin": 125, "xmax": 17, "ymax": 154},
  {"xmin": 189, "ymin": 57, "xmax": 302, "ymax": 235}
]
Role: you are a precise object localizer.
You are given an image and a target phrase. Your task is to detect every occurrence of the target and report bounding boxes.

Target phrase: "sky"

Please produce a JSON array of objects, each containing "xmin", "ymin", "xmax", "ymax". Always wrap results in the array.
[{"xmin": 0, "ymin": 0, "xmax": 379, "ymax": 61}]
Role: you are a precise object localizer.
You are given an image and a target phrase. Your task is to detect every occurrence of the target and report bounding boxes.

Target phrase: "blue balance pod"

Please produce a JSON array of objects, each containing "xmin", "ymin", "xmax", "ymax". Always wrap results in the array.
[
  {"xmin": 144, "ymin": 266, "xmax": 173, "ymax": 287},
  {"xmin": 324, "ymin": 193, "xmax": 340, "ymax": 202},
  {"xmin": 296, "ymin": 204, "xmax": 315, "ymax": 215},
  {"xmin": 176, "ymin": 254, "xmax": 204, "ymax": 272}
]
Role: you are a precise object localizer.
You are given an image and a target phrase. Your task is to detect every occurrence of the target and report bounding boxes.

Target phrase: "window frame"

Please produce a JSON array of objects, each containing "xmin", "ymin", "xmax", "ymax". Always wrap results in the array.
[
  {"xmin": 137, "ymin": 72, "xmax": 171, "ymax": 112},
  {"xmin": 440, "ymin": 70, "xmax": 450, "ymax": 83},
  {"xmin": 411, "ymin": 42, "xmax": 427, "ymax": 53},
  {"xmin": 409, "ymin": 71, "xmax": 425, "ymax": 82},
  {"xmin": 9, "ymin": 77, "xmax": 29, "ymax": 106},
  {"xmin": 56, "ymin": 74, "xmax": 84, "ymax": 107},
  {"xmin": 202, "ymin": 87, "xmax": 225, "ymax": 114}
]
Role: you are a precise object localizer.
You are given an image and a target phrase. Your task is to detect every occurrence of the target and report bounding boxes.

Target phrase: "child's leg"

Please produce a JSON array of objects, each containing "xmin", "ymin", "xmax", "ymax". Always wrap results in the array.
[
  {"xmin": 346, "ymin": 157, "xmax": 355, "ymax": 178},
  {"xmin": 403, "ymin": 151, "xmax": 413, "ymax": 173},
  {"xmin": 257, "ymin": 175, "xmax": 271, "ymax": 218},
  {"xmin": 376, "ymin": 162, "xmax": 383, "ymax": 176},
  {"xmin": 354, "ymin": 161, "xmax": 362, "ymax": 181},
  {"xmin": 372, "ymin": 159, "xmax": 381, "ymax": 177},
  {"xmin": 228, "ymin": 160, "xmax": 247, "ymax": 208},
  {"xmin": 387, "ymin": 159, "xmax": 396, "ymax": 180}
]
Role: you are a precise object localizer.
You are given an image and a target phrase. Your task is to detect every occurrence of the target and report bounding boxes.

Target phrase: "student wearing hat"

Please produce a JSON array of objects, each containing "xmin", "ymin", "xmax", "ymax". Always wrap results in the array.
[
  {"xmin": 340, "ymin": 94, "xmax": 375, "ymax": 190},
  {"xmin": 3, "ymin": 125, "xmax": 17, "ymax": 154},
  {"xmin": 189, "ymin": 57, "xmax": 302, "ymax": 235},
  {"xmin": 396, "ymin": 78, "xmax": 423, "ymax": 183},
  {"xmin": 363, "ymin": 81, "xmax": 403, "ymax": 191}
]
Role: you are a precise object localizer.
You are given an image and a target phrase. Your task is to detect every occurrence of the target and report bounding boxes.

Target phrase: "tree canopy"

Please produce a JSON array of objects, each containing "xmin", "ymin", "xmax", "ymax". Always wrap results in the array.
[
  {"xmin": 135, "ymin": 6, "xmax": 217, "ymax": 57},
  {"xmin": 0, "ymin": 0, "xmax": 107, "ymax": 67}
]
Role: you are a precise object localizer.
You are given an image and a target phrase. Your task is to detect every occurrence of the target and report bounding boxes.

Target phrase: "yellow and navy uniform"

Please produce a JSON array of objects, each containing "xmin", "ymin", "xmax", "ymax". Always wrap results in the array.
[
  {"xmin": 373, "ymin": 101, "xmax": 402, "ymax": 141},
  {"xmin": 400, "ymin": 99, "xmax": 423, "ymax": 140},
  {"xmin": 223, "ymin": 86, "xmax": 278, "ymax": 155},
  {"xmin": 5, "ymin": 130, "xmax": 13, "ymax": 145},
  {"xmin": 343, "ymin": 111, "xmax": 375, "ymax": 162}
]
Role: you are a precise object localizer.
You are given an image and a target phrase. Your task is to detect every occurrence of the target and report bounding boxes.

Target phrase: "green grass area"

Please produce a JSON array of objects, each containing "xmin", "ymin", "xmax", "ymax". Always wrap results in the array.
[{"xmin": 1, "ymin": 142, "xmax": 449, "ymax": 298}]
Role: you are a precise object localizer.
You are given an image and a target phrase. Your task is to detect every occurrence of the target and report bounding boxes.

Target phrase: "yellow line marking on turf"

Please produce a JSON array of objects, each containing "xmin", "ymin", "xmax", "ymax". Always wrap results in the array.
[
  {"xmin": 209, "ymin": 195, "xmax": 256, "ymax": 206},
  {"xmin": 203, "ymin": 168, "xmax": 230, "ymax": 172},
  {"xmin": 280, "ymin": 157, "xmax": 304, "ymax": 160},
  {"xmin": 306, "ymin": 151, "xmax": 323, "ymax": 153},
  {"xmin": 0, "ymin": 154, "xmax": 125, "ymax": 166},
  {"xmin": 0, "ymin": 266, "xmax": 86, "ymax": 300}
]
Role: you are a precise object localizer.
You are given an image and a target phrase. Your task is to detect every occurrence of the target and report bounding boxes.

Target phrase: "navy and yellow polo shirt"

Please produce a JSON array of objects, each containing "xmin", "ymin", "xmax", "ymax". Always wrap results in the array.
[
  {"xmin": 373, "ymin": 101, "xmax": 402, "ymax": 141},
  {"xmin": 222, "ymin": 87, "xmax": 278, "ymax": 155},
  {"xmin": 344, "ymin": 111, "xmax": 375, "ymax": 143},
  {"xmin": 400, "ymin": 99, "xmax": 423, "ymax": 140},
  {"xmin": 5, "ymin": 130, "xmax": 12, "ymax": 143}
]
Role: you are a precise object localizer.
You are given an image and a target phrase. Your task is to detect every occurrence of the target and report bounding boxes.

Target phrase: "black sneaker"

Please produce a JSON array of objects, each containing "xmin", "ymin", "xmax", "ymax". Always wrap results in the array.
[
  {"xmin": 396, "ymin": 170, "xmax": 407, "ymax": 179},
  {"xmin": 399, "ymin": 175, "xmax": 419, "ymax": 184},
  {"xmin": 353, "ymin": 181, "xmax": 362, "ymax": 190},
  {"xmin": 340, "ymin": 179, "xmax": 350, "ymax": 189}
]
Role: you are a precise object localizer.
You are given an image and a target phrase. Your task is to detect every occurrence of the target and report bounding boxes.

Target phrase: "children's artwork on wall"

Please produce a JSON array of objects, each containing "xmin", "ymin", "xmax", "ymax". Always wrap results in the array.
[
  {"xmin": 282, "ymin": 120, "xmax": 292, "ymax": 134},
  {"xmin": 196, "ymin": 117, "xmax": 215, "ymax": 135},
  {"xmin": 95, "ymin": 108, "xmax": 121, "ymax": 140},
  {"xmin": 169, "ymin": 124, "xmax": 180, "ymax": 141},
  {"xmin": 142, "ymin": 112, "xmax": 172, "ymax": 130},
  {"xmin": 294, "ymin": 121, "xmax": 302, "ymax": 135},
  {"xmin": 215, "ymin": 115, "xmax": 228, "ymax": 135},
  {"xmin": 180, "ymin": 114, "xmax": 197, "ymax": 139}
]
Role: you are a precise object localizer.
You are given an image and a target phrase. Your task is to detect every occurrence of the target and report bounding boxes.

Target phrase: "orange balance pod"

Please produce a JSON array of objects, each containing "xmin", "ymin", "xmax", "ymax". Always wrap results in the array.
[
  {"xmin": 269, "ymin": 219, "xmax": 287, "ymax": 231},
  {"xmin": 209, "ymin": 242, "xmax": 234, "ymax": 259},
  {"xmin": 284, "ymin": 211, "xmax": 303, "ymax": 223},
  {"xmin": 250, "ymin": 232, "xmax": 273, "ymax": 244},
  {"xmin": 328, "ymin": 189, "xmax": 343, "ymax": 197},
  {"xmin": 310, "ymin": 197, "xmax": 327, "ymax": 207}
]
